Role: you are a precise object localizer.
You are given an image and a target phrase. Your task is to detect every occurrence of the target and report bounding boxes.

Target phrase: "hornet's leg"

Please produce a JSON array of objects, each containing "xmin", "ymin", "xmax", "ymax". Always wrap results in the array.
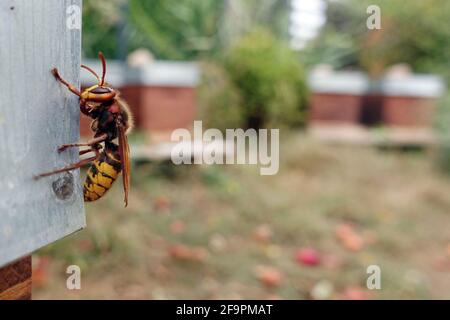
[
  {"xmin": 79, "ymin": 145, "xmax": 102, "ymax": 157},
  {"xmin": 34, "ymin": 155, "xmax": 99, "ymax": 180},
  {"xmin": 51, "ymin": 68, "xmax": 81, "ymax": 97},
  {"xmin": 52, "ymin": 68, "xmax": 92, "ymax": 116},
  {"xmin": 58, "ymin": 134, "xmax": 108, "ymax": 153},
  {"xmin": 79, "ymin": 148, "xmax": 97, "ymax": 156}
]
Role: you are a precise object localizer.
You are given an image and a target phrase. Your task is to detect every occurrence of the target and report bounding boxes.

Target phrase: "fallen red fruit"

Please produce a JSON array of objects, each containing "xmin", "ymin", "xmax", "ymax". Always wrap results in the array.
[
  {"xmin": 32, "ymin": 256, "xmax": 50, "ymax": 288},
  {"xmin": 335, "ymin": 223, "xmax": 365, "ymax": 252},
  {"xmin": 341, "ymin": 286, "xmax": 370, "ymax": 300},
  {"xmin": 254, "ymin": 266, "xmax": 283, "ymax": 288},
  {"xmin": 168, "ymin": 244, "xmax": 207, "ymax": 262},
  {"xmin": 154, "ymin": 196, "xmax": 170, "ymax": 212},
  {"xmin": 295, "ymin": 248, "xmax": 321, "ymax": 266}
]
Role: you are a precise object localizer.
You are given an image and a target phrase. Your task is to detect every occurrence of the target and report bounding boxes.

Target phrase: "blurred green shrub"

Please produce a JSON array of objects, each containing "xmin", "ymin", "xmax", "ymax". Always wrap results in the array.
[
  {"xmin": 435, "ymin": 92, "xmax": 450, "ymax": 172},
  {"xmin": 198, "ymin": 62, "xmax": 245, "ymax": 131},
  {"xmin": 83, "ymin": 0, "xmax": 291, "ymax": 61},
  {"xmin": 305, "ymin": 0, "xmax": 450, "ymax": 77},
  {"xmin": 199, "ymin": 29, "xmax": 309, "ymax": 130}
]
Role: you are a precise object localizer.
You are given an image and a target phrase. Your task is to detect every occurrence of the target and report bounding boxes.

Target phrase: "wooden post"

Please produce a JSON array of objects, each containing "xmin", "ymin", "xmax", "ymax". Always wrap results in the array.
[
  {"xmin": 0, "ymin": 256, "xmax": 31, "ymax": 300},
  {"xmin": 0, "ymin": 0, "xmax": 85, "ymax": 298}
]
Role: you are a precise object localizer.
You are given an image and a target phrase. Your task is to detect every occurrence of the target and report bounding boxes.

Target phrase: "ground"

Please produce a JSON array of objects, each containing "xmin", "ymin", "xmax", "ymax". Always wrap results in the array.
[{"xmin": 34, "ymin": 132, "xmax": 450, "ymax": 299}]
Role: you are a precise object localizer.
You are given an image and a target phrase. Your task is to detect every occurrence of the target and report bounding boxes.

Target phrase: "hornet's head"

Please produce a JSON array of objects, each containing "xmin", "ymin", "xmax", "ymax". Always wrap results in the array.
[{"xmin": 80, "ymin": 52, "xmax": 116, "ymax": 103}]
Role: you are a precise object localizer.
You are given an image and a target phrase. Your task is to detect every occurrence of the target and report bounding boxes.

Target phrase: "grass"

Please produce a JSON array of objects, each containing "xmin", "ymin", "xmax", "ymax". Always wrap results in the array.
[{"xmin": 34, "ymin": 132, "xmax": 450, "ymax": 299}]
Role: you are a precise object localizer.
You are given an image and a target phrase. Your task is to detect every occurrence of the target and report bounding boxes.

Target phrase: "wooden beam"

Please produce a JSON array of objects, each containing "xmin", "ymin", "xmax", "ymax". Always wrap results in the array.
[{"xmin": 0, "ymin": 256, "xmax": 32, "ymax": 300}]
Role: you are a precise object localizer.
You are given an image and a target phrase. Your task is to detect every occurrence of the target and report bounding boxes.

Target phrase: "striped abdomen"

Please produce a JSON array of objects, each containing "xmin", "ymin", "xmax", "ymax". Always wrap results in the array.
[{"xmin": 84, "ymin": 147, "xmax": 122, "ymax": 202}]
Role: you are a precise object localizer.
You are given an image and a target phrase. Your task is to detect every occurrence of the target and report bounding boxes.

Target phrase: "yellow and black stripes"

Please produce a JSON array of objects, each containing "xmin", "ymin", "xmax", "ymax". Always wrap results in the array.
[{"xmin": 84, "ymin": 145, "xmax": 122, "ymax": 202}]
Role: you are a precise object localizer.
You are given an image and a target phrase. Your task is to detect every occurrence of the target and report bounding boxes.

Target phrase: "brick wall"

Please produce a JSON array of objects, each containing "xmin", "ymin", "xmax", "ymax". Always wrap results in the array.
[
  {"xmin": 309, "ymin": 93, "xmax": 363, "ymax": 124},
  {"xmin": 382, "ymin": 96, "xmax": 436, "ymax": 127},
  {"xmin": 308, "ymin": 71, "xmax": 444, "ymax": 129}
]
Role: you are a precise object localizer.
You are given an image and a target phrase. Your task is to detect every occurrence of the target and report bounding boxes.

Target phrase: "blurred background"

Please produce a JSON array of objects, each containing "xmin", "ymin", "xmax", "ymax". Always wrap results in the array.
[{"xmin": 35, "ymin": 0, "xmax": 450, "ymax": 299}]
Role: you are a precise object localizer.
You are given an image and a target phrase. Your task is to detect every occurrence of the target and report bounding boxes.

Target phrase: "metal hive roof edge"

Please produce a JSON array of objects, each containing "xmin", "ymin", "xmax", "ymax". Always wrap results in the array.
[{"xmin": 80, "ymin": 59, "xmax": 200, "ymax": 88}]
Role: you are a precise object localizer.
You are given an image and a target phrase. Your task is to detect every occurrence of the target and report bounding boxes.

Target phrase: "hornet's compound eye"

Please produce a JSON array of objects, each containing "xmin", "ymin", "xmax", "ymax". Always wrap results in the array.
[{"xmin": 91, "ymin": 87, "xmax": 112, "ymax": 94}]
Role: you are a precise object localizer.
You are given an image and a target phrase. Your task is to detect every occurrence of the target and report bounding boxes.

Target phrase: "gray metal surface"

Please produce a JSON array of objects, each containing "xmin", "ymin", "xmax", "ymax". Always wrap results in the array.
[{"xmin": 0, "ymin": 0, "xmax": 85, "ymax": 267}]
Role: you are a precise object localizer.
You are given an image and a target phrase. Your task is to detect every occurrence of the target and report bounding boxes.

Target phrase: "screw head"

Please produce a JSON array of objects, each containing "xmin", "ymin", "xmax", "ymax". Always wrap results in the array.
[{"xmin": 52, "ymin": 172, "xmax": 74, "ymax": 200}]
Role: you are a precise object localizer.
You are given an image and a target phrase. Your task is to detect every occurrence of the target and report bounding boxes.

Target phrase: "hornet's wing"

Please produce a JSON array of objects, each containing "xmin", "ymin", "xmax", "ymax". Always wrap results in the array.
[{"xmin": 117, "ymin": 121, "xmax": 131, "ymax": 207}]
